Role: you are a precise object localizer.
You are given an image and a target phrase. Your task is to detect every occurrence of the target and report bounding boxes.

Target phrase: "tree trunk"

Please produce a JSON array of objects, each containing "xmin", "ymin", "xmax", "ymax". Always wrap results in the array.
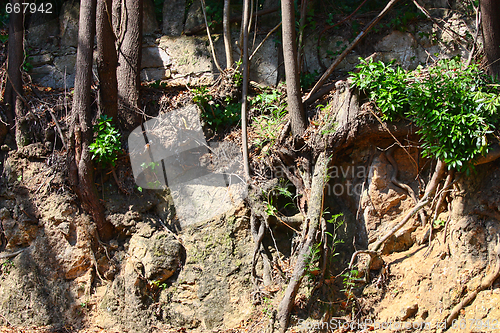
[
  {"xmin": 276, "ymin": 151, "xmax": 330, "ymax": 332},
  {"xmin": 6, "ymin": 0, "xmax": 28, "ymax": 147},
  {"xmin": 96, "ymin": 0, "xmax": 118, "ymax": 121},
  {"xmin": 116, "ymin": 0, "xmax": 143, "ymax": 130},
  {"xmin": 223, "ymin": 0, "xmax": 233, "ymax": 68},
  {"xmin": 241, "ymin": 0, "xmax": 251, "ymax": 179},
  {"xmin": 480, "ymin": 0, "xmax": 500, "ymax": 78},
  {"xmin": 281, "ymin": 0, "xmax": 306, "ymax": 135},
  {"xmin": 70, "ymin": 0, "xmax": 114, "ymax": 241}
]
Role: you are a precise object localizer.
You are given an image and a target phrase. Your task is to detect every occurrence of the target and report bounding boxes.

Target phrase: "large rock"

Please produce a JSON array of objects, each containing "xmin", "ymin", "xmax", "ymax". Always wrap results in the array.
[
  {"xmin": 29, "ymin": 64, "xmax": 75, "ymax": 89},
  {"xmin": 143, "ymin": 0, "xmax": 158, "ymax": 35},
  {"xmin": 375, "ymin": 31, "xmax": 419, "ymax": 69},
  {"xmin": 163, "ymin": 0, "xmax": 186, "ymax": 36},
  {"xmin": 54, "ymin": 54, "xmax": 77, "ymax": 75},
  {"xmin": 60, "ymin": 0, "xmax": 80, "ymax": 48},
  {"xmin": 141, "ymin": 46, "xmax": 172, "ymax": 69},
  {"xmin": 0, "ymin": 207, "xmax": 38, "ymax": 249},
  {"xmin": 26, "ymin": 10, "xmax": 59, "ymax": 49},
  {"xmin": 128, "ymin": 226, "xmax": 182, "ymax": 282},
  {"xmin": 184, "ymin": 0, "xmax": 204, "ymax": 32},
  {"xmin": 249, "ymin": 33, "xmax": 279, "ymax": 86}
]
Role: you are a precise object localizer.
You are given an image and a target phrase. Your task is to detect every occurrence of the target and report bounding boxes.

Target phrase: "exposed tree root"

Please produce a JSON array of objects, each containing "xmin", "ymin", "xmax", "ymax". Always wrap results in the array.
[
  {"xmin": 369, "ymin": 160, "xmax": 446, "ymax": 252},
  {"xmin": 446, "ymin": 237, "xmax": 500, "ymax": 329},
  {"xmin": 276, "ymin": 151, "xmax": 330, "ymax": 332},
  {"xmin": 385, "ymin": 145, "xmax": 426, "ymax": 224},
  {"xmin": 250, "ymin": 212, "xmax": 273, "ymax": 286}
]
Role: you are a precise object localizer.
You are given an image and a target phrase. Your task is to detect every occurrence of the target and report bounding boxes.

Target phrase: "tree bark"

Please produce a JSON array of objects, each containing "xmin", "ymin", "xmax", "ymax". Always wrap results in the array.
[
  {"xmin": 223, "ymin": 0, "xmax": 233, "ymax": 68},
  {"xmin": 241, "ymin": 0, "xmax": 251, "ymax": 179},
  {"xmin": 116, "ymin": 0, "xmax": 143, "ymax": 130},
  {"xmin": 6, "ymin": 0, "xmax": 28, "ymax": 147},
  {"xmin": 480, "ymin": 0, "xmax": 500, "ymax": 78},
  {"xmin": 70, "ymin": 0, "xmax": 113, "ymax": 241},
  {"xmin": 281, "ymin": 0, "xmax": 306, "ymax": 135},
  {"xmin": 96, "ymin": 0, "xmax": 118, "ymax": 121}
]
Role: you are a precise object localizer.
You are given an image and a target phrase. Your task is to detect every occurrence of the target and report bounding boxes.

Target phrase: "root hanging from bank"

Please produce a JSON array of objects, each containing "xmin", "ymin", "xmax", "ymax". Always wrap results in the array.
[
  {"xmin": 276, "ymin": 151, "xmax": 330, "ymax": 333},
  {"xmin": 446, "ymin": 236, "xmax": 500, "ymax": 328}
]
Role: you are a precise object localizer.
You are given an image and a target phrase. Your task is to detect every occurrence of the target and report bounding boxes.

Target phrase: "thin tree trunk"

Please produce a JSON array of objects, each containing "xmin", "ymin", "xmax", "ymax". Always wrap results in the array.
[
  {"xmin": 277, "ymin": 152, "xmax": 329, "ymax": 332},
  {"xmin": 241, "ymin": 0, "xmax": 250, "ymax": 179},
  {"xmin": 297, "ymin": 0, "xmax": 308, "ymax": 73},
  {"xmin": 223, "ymin": 0, "xmax": 233, "ymax": 68},
  {"xmin": 116, "ymin": 0, "xmax": 143, "ymax": 130},
  {"xmin": 7, "ymin": 0, "xmax": 28, "ymax": 147},
  {"xmin": 480, "ymin": 0, "xmax": 500, "ymax": 78},
  {"xmin": 96, "ymin": 0, "xmax": 118, "ymax": 121},
  {"xmin": 281, "ymin": 0, "xmax": 306, "ymax": 135},
  {"xmin": 70, "ymin": 0, "xmax": 113, "ymax": 241}
]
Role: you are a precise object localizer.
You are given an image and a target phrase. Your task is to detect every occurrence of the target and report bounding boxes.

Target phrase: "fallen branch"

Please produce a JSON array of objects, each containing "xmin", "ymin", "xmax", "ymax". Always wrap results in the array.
[{"xmin": 304, "ymin": 0, "xmax": 400, "ymax": 102}]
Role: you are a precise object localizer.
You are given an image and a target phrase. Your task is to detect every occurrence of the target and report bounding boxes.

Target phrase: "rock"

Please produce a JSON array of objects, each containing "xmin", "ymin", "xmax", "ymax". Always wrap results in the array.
[
  {"xmin": 30, "ymin": 53, "xmax": 54, "ymax": 67},
  {"xmin": 17, "ymin": 142, "xmax": 49, "ymax": 159},
  {"xmin": 59, "ymin": 0, "xmax": 80, "ymax": 48},
  {"xmin": 163, "ymin": 0, "xmax": 186, "ymax": 36},
  {"xmin": 128, "ymin": 229, "xmax": 182, "ymax": 282},
  {"xmin": 184, "ymin": 0, "xmax": 204, "ymax": 32},
  {"xmin": 141, "ymin": 46, "xmax": 172, "ymax": 69},
  {"xmin": 303, "ymin": 33, "xmax": 359, "ymax": 74},
  {"xmin": 30, "ymin": 64, "xmax": 75, "ymax": 89},
  {"xmin": 249, "ymin": 33, "xmax": 279, "ymax": 86},
  {"xmin": 26, "ymin": 10, "xmax": 59, "ymax": 48},
  {"xmin": 143, "ymin": 0, "xmax": 158, "ymax": 35},
  {"xmin": 400, "ymin": 303, "xmax": 418, "ymax": 320},
  {"xmin": 375, "ymin": 31, "xmax": 419, "ymax": 69},
  {"xmin": 140, "ymin": 68, "xmax": 171, "ymax": 81},
  {"xmin": 54, "ymin": 54, "xmax": 77, "ymax": 75},
  {"xmin": 0, "ymin": 207, "xmax": 38, "ymax": 249}
]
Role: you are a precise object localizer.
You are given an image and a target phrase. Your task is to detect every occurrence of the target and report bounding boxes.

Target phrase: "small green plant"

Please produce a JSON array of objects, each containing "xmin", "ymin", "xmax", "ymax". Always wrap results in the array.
[
  {"xmin": 151, "ymin": 279, "xmax": 168, "ymax": 290},
  {"xmin": 89, "ymin": 115, "xmax": 121, "ymax": 167},
  {"xmin": 1, "ymin": 260, "xmax": 14, "ymax": 275},
  {"xmin": 262, "ymin": 296, "xmax": 274, "ymax": 318},
  {"xmin": 326, "ymin": 213, "xmax": 345, "ymax": 255},
  {"xmin": 193, "ymin": 86, "xmax": 241, "ymax": 132},
  {"xmin": 251, "ymin": 90, "xmax": 287, "ymax": 150},
  {"xmin": 232, "ymin": 60, "xmax": 243, "ymax": 86},
  {"xmin": 300, "ymin": 70, "xmax": 319, "ymax": 90},
  {"xmin": 305, "ymin": 242, "xmax": 322, "ymax": 277},
  {"xmin": 433, "ymin": 219, "xmax": 446, "ymax": 229},
  {"xmin": 351, "ymin": 57, "xmax": 500, "ymax": 173},
  {"xmin": 341, "ymin": 268, "xmax": 359, "ymax": 306}
]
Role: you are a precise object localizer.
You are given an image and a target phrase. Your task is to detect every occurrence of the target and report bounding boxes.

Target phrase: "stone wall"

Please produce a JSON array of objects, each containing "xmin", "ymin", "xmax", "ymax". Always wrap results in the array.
[{"xmin": 25, "ymin": 0, "xmax": 477, "ymax": 89}]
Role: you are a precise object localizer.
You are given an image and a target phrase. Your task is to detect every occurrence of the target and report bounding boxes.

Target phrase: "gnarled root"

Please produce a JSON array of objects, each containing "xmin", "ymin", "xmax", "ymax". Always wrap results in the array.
[
  {"xmin": 445, "ymin": 237, "xmax": 500, "ymax": 329},
  {"xmin": 385, "ymin": 145, "xmax": 426, "ymax": 224},
  {"xmin": 250, "ymin": 212, "xmax": 273, "ymax": 287},
  {"xmin": 369, "ymin": 160, "xmax": 446, "ymax": 252}
]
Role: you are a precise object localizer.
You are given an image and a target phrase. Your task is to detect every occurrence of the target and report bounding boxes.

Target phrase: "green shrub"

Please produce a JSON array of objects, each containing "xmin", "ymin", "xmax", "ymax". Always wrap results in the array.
[
  {"xmin": 351, "ymin": 57, "xmax": 500, "ymax": 172},
  {"xmin": 89, "ymin": 115, "xmax": 121, "ymax": 167}
]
